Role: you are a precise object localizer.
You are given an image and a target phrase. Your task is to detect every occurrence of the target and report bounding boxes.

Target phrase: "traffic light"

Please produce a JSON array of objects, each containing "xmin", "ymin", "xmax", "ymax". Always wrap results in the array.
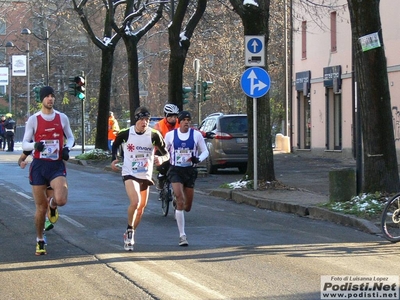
[
  {"xmin": 202, "ymin": 81, "xmax": 213, "ymax": 101},
  {"xmin": 182, "ymin": 86, "xmax": 192, "ymax": 104},
  {"xmin": 68, "ymin": 75, "xmax": 85, "ymax": 100},
  {"xmin": 33, "ymin": 86, "xmax": 41, "ymax": 102},
  {"xmin": 68, "ymin": 76, "xmax": 77, "ymax": 96},
  {"xmin": 74, "ymin": 76, "xmax": 85, "ymax": 100}
]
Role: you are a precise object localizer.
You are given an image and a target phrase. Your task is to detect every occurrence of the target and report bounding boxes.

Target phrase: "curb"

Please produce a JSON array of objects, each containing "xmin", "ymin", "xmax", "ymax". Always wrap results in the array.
[{"xmin": 209, "ymin": 188, "xmax": 381, "ymax": 235}]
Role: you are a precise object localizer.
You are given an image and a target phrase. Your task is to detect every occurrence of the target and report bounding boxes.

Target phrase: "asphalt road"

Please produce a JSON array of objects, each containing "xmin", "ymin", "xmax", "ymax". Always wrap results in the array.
[{"xmin": 0, "ymin": 151, "xmax": 396, "ymax": 300}]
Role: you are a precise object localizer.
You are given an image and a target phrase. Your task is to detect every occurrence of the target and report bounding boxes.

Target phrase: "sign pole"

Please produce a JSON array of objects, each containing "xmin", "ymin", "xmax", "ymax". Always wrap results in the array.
[
  {"xmin": 253, "ymin": 97, "xmax": 258, "ymax": 190},
  {"xmin": 193, "ymin": 59, "xmax": 201, "ymax": 125},
  {"xmin": 240, "ymin": 67, "xmax": 271, "ymax": 191}
]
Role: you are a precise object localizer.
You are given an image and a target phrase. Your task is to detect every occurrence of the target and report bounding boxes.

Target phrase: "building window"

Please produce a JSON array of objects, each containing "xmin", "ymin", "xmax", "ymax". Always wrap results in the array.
[
  {"xmin": 302, "ymin": 21, "xmax": 307, "ymax": 59},
  {"xmin": 331, "ymin": 11, "xmax": 337, "ymax": 52}
]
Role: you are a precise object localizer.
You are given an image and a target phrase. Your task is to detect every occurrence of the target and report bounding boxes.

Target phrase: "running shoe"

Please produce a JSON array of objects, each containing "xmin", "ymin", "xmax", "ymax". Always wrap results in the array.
[
  {"xmin": 179, "ymin": 235, "xmax": 188, "ymax": 246},
  {"xmin": 123, "ymin": 229, "xmax": 134, "ymax": 251},
  {"xmin": 35, "ymin": 240, "xmax": 47, "ymax": 256},
  {"xmin": 47, "ymin": 197, "xmax": 59, "ymax": 224},
  {"xmin": 44, "ymin": 219, "xmax": 54, "ymax": 231}
]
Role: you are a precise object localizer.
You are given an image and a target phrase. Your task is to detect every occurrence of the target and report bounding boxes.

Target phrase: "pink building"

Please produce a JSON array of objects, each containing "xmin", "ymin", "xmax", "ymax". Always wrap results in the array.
[{"xmin": 292, "ymin": 0, "xmax": 400, "ymax": 158}]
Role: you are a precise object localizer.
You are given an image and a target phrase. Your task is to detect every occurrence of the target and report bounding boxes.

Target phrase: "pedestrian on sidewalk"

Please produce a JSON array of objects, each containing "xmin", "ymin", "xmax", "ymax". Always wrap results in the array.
[
  {"xmin": 111, "ymin": 106, "xmax": 169, "ymax": 251},
  {"xmin": 22, "ymin": 86, "xmax": 75, "ymax": 256},
  {"xmin": 0, "ymin": 115, "xmax": 5, "ymax": 151},
  {"xmin": 164, "ymin": 111, "xmax": 209, "ymax": 246},
  {"xmin": 4, "ymin": 113, "xmax": 16, "ymax": 152},
  {"xmin": 108, "ymin": 111, "xmax": 120, "ymax": 152}
]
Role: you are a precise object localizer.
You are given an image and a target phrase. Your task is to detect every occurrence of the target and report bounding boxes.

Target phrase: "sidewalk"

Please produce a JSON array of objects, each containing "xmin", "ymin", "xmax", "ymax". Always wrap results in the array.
[{"xmin": 206, "ymin": 153, "xmax": 381, "ymax": 236}]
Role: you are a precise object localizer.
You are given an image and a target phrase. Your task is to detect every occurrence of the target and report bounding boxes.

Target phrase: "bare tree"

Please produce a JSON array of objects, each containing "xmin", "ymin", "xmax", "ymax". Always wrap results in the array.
[
  {"xmin": 347, "ymin": 0, "xmax": 400, "ymax": 193},
  {"xmin": 168, "ymin": 0, "xmax": 207, "ymax": 110},
  {"xmin": 110, "ymin": 0, "xmax": 164, "ymax": 123},
  {"xmin": 72, "ymin": 0, "xmax": 122, "ymax": 150}
]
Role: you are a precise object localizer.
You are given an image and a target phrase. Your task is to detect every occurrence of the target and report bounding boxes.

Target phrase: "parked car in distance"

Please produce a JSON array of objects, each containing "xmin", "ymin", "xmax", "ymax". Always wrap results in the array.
[
  {"xmin": 149, "ymin": 117, "xmax": 163, "ymax": 128},
  {"xmin": 198, "ymin": 112, "xmax": 248, "ymax": 174}
]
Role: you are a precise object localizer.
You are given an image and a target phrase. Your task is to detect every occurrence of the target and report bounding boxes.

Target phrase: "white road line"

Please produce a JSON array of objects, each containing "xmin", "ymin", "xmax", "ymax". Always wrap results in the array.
[
  {"xmin": 169, "ymin": 271, "xmax": 226, "ymax": 299},
  {"xmin": 60, "ymin": 215, "xmax": 85, "ymax": 228},
  {"xmin": 16, "ymin": 192, "xmax": 32, "ymax": 200},
  {"xmin": 11, "ymin": 198, "xmax": 33, "ymax": 214}
]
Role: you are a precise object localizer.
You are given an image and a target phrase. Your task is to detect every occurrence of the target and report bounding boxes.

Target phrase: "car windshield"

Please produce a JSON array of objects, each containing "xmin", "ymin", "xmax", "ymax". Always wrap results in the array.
[{"xmin": 220, "ymin": 117, "xmax": 247, "ymax": 133}]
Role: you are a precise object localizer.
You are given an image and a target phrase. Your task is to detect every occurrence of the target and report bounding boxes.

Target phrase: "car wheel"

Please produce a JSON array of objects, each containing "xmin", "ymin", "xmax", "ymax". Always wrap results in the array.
[
  {"xmin": 238, "ymin": 165, "xmax": 247, "ymax": 174},
  {"xmin": 206, "ymin": 157, "xmax": 218, "ymax": 174}
]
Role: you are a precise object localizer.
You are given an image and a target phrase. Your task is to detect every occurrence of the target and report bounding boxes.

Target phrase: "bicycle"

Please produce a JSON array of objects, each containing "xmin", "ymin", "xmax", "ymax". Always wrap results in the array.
[
  {"xmin": 381, "ymin": 193, "xmax": 400, "ymax": 243},
  {"xmin": 159, "ymin": 176, "xmax": 175, "ymax": 216}
]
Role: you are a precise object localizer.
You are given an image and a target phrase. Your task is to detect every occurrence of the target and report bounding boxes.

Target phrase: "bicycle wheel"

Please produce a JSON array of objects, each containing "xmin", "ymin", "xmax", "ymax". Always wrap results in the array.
[
  {"xmin": 161, "ymin": 183, "xmax": 170, "ymax": 216},
  {"xmin": 381, "ymin": 193, "xmax": 400, "ymax": 243}
]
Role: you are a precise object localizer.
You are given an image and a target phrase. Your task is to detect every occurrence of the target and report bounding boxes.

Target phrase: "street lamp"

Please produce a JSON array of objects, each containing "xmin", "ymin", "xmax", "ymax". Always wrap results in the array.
[
  {"xmin": 21, "ymin": 28, "xmax": 49, "ymax": 86},
  {"xmin": 5, "ymin": 41, "xmax": 30, "ymax": 117}
]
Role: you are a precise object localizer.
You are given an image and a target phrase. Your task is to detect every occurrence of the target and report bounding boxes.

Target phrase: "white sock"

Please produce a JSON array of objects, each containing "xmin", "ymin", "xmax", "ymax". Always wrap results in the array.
[
  {"xmin": 49, "ymin": 197, "xmax": 56, "ymax": 208},
  {"xmin": 175, "ymin": 210, "xmax": 185, "ymax": 237}
]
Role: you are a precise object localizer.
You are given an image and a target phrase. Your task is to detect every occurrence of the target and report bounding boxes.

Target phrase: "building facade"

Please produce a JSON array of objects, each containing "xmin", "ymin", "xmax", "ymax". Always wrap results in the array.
[{"xmin": 291, "ymin": 0, "xmax": 400, "ymax": 158}]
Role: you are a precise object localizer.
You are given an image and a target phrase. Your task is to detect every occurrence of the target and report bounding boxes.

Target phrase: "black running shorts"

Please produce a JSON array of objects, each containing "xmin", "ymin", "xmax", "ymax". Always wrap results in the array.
[
  {"xmin": 167, "ymin": 166, "xmax": 198, "ymax": 188},
  {"xmin": 29, "ymin": 159, "xmax": 66, "ymax": 186}
]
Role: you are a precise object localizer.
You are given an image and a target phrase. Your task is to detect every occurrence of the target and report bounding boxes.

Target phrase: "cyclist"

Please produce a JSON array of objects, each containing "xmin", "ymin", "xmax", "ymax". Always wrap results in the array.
[{"xmin": 153, "ymin": 104, "xmax": 180, "ymax": 191}]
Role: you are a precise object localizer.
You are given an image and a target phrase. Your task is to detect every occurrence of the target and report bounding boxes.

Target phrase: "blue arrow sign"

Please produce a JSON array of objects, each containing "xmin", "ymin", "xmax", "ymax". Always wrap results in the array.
[
  {"xmin": 247, "ymin": 38, "xmax": 263, "ymax": 54},
  {"xmin": 240, "ymin": 67, "xmax": 271, "ymax": 98}
]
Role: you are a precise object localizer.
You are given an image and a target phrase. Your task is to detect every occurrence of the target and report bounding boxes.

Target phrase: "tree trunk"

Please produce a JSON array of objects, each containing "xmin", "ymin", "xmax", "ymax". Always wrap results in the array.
[
  {"xmin": 230, "ymin": 0, "xmax": 275, "ymax": 183},
  {"xmin": 123, "ymin": 36, "xmax": 141, "ymax": 123},
  {"xmin": 168, "ymin": 0, "xmax": 207, "ymax": 110},
  {"xmin": 348, "ymin": 0, "xmax": 400, "ymax": 193},
  {"xmin": 168, "ymin": 27, "xmax": 186, "ymax": 111},
  {"xmin": 95, "ymin": 49, "xmax": 115, "ymax": 150}
]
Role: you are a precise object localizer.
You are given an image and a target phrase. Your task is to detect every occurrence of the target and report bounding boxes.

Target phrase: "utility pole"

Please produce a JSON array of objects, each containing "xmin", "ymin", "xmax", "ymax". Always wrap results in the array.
[{"xmin": 193, "ymin": 59, "xmax": 201, "ymax": 125}]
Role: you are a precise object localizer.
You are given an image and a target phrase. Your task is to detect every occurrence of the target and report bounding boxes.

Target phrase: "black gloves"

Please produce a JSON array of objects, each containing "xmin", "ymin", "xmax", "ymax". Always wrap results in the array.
[
  {"xmin": 191, "ymin": 153, "xmax": 200, "ymax": 164},
  {"xmin": 34, "ymin": 142, "xmax": 45, "ymax": 152},
  {"xmin": 34, "ymin": 142, "xmax": 69, "ymax": 160},
  {"xmin": 62, "ymin": 147, "xmax": 70, "ymax": 161}
]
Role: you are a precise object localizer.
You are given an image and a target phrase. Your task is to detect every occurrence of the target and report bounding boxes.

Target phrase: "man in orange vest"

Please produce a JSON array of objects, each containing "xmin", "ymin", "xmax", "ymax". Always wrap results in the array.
[
  {"xmin": 108, "ymin": 111, "xmax": 120, "ymax": 152},
  {"xmin": 153, "ymin": 104, "xmax": 180, "ymax": 190}
]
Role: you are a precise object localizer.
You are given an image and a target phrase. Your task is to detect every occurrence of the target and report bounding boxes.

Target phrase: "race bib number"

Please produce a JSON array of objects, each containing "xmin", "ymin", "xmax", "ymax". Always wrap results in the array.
[
  {"xmin": 39, "ymin": 140, "xmax": 60, "ymax": 160},
  {"xmin": 131, "ymin": 153, "xmax": 150, "ymax": 173},
  {"xmin": 174, "ymin": 149, "xmax": 192, "ymax": 167}
]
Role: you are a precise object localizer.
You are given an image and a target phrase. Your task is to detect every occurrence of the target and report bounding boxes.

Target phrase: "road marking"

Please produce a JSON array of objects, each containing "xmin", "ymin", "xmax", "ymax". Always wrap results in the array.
[
  {"xmin": 169, "ymin": 271, "xmax": 226, "ymax": 299},
  {"xmin": 99, "ymin": 256, "xmax": 225, "ymax": 300},
  {"xmin": 16, "ymin": 192, "xmax": 32, "ymax": 200},
  {"xmin": 60, "ymin": 215, "xmax": 85, "ymax": 228},
  {"xmin": 11, "ymin": 197, "xmax": 33, "ymax": 214}
]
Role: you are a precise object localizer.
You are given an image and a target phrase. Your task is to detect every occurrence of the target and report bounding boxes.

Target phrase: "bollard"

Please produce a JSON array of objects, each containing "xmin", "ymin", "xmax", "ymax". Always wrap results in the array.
[{"xmin": 329, "ymin": 168, "xmax": 356, "ymax": 202}]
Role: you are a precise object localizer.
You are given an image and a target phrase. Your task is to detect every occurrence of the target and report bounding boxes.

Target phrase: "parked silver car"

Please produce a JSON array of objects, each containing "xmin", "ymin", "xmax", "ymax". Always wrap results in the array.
[{"xmin": 199, "ymin": 113, "xmax": 248, "ymax": 174}]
